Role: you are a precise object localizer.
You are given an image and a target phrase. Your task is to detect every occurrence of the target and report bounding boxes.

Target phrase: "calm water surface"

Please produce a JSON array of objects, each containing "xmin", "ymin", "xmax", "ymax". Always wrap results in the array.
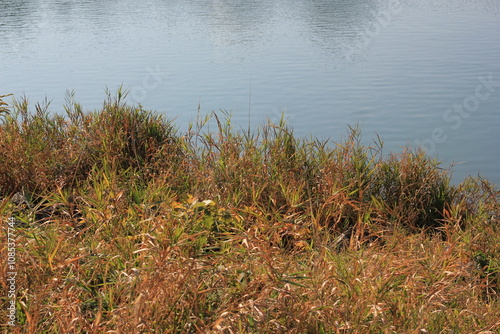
[{"xmin": 1, "ymin": 0, "xmax": 499, "ymax": 184}]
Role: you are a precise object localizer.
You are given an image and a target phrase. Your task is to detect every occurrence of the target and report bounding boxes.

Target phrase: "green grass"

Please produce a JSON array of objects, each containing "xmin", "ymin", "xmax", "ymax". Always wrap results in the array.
[{"xmin": 1, "ymin": 91, "xmax": 499, "ymax": 333}]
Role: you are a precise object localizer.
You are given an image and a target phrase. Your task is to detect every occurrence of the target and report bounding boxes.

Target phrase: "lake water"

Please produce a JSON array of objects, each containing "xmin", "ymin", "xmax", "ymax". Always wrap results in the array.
[{"xmin": 1, "ymin": 0, "xmax": 499, "ymax": 185}]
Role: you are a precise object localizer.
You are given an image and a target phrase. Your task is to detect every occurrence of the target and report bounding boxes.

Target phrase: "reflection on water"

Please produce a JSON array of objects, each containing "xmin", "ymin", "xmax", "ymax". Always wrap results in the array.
[{"xmin": 1, "ymin": 0, "xmax": 499, "ymax": 184}]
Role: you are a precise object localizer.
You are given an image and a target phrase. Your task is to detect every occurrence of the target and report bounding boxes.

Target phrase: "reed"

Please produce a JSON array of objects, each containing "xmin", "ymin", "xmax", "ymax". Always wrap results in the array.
[{"xmin": 0, "ymin": 92, "xmax": 499, "ymax": 333}]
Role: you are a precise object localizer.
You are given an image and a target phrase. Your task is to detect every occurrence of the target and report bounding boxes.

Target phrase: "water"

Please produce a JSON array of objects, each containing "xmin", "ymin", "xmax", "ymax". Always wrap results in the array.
[{"xmin": 1, "ymin": 0, "xmax": 499, "ymax": 185}]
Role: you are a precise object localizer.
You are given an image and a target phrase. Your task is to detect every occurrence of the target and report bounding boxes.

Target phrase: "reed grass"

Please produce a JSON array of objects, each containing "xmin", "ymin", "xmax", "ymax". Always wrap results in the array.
[{"xmin": 0, "ymin": 91, "xmax": 499, "ymax": 333}]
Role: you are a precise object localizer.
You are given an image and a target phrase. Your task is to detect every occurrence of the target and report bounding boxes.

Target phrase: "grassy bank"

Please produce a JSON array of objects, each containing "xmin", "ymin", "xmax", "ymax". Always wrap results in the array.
[{"xmin": 1, "ymin": 92, "xmax": 499, "ymax": 333}]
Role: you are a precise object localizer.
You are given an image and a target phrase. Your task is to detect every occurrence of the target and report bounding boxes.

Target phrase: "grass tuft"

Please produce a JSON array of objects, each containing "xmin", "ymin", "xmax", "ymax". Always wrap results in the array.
[{"xmin": 1, "ymin": 93, "xmax": 499, "ymax": 333}]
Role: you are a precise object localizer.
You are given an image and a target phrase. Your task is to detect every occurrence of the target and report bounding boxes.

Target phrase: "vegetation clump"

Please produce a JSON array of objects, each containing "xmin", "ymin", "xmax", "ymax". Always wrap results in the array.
[{"xmin": 1, "ymin": 92, "xmax": 499, "ymax": 333}]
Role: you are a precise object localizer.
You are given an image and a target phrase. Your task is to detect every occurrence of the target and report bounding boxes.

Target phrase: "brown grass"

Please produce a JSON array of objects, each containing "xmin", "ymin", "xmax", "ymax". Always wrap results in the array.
[{"xmin": 0, "ymin": 92, "xmax": 499, "ymax": 333}]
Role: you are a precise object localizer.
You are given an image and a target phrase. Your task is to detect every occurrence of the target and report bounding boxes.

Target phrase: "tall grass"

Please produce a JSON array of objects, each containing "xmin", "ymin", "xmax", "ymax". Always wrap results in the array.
[
  {"xmin": 0, "ymin": 89, "xmax": 179, "ymax": 195},
  {"xmin": 1, "ymin": 92, "xmax": 499, "ymax": 333}
]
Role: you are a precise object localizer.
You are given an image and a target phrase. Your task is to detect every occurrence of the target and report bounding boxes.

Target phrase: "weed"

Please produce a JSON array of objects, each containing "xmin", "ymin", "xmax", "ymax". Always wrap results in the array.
[{"xmin": 0, "ymin": 93, "xmax": 499, "ymax": 333}]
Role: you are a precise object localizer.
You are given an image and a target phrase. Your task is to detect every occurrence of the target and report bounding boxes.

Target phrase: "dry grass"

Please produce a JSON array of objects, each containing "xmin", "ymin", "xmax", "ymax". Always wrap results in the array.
[{"xmin": 0, "ymin": 92, "xmax": 499, "ymax": 333}]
